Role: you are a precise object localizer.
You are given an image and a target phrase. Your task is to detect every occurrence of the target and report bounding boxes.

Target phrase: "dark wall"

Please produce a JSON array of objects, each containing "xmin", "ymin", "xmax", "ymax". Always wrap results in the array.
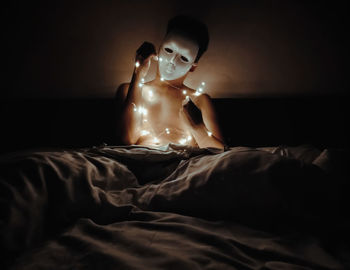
[
  {"xmin": 3, "ymin": 0, "xmax": 348, "ymax": 98},
  {"xmin": 0, "ymin": 97, "xmax": 348, "ymax": 154},
  {"xmin": 2, "ymin": 1, "xmax": 348, "ymax": 153}
]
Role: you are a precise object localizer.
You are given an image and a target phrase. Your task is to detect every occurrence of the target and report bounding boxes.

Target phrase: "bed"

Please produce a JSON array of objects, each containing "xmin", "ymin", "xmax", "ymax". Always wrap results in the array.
[{"xmin": 1, "ymin": 143, "xmax": 349, "ymax": 270}]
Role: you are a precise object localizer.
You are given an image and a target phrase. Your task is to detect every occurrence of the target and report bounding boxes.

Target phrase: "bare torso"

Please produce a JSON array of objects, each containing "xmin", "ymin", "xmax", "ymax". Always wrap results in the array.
[{"xmin": 128, "ymin": 80, "xmax": 199, "ymax": 147}]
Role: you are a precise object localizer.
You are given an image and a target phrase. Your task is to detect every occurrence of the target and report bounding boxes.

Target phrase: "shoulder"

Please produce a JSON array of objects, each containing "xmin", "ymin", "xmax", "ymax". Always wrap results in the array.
[
  {"xmin": 115, "ymin": 83, "xmax": 130, "ymax": 101},
  {"xmin": 193, "ymin": 93, "xmax": 213, "ymax": 109},
  {"xmin": 197, "ymin": 93, "xmax": 212, "ymax": 102},
  {"xmin": 184, "ymin": 86, "xmax": 211, "ymax": 101}
]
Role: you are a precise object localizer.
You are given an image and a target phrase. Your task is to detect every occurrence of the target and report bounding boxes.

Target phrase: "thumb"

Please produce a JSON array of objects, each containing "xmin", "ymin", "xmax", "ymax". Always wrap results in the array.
[{"xmin": 182, "ymin": 96, "xmax": 190, "ymax": 106}]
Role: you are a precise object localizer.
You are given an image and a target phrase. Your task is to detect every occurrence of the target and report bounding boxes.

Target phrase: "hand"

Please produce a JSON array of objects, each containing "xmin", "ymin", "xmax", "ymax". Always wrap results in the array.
[
  {"xmin": 134, "ymin": 41, "xmax": 157, "ymax": 79},
  {"xmin": 179, "ymin": 97, "xmax": 204, "ymax": 130}
]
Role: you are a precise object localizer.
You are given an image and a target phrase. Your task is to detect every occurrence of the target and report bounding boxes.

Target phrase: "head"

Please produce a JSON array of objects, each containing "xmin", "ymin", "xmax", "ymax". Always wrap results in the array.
[{"xmin": 158, "ymin": 15, "xmax": 209, "ymax": 81}]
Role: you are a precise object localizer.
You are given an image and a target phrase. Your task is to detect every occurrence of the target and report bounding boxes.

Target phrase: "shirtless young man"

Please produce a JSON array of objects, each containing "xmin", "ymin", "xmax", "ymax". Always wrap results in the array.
[{"xmin": 116, "ymin": 15, "xmax": 225, "ymax": 149}]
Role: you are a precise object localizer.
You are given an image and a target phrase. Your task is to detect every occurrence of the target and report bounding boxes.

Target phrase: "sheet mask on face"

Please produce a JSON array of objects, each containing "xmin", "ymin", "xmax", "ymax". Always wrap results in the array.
[{"xmin": 158, "ymin": 32, "xmax": 199, "ymax": 81}]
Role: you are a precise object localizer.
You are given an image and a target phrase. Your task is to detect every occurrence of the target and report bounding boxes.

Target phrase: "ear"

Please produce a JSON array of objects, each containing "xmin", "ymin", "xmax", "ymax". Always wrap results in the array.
[{"xmin": 189, "ymin": 62, "xmax": 198, "ymax": 72}]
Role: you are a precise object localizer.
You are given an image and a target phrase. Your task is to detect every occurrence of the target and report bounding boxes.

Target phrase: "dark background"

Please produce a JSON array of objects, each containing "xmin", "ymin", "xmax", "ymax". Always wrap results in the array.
[
  {"xmin": 2, "ymin": 0, "xmax": 349, "ymax": 98},
  {"xmin": 1, "ymin": 0, "xmax": 349, "ymax": 153}
]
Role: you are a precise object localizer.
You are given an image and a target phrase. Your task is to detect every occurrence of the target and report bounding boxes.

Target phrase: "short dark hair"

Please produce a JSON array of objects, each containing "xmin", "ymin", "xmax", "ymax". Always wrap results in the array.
[{"xmin": 166, "ymin": 15, "xmax": 209, "ymax": 62}]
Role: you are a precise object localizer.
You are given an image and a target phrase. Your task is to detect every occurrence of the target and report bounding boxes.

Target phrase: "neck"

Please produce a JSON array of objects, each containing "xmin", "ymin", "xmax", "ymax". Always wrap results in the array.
[{"xmin": 154, "ymin": 71, "xmax": 187, "ymax": 90}]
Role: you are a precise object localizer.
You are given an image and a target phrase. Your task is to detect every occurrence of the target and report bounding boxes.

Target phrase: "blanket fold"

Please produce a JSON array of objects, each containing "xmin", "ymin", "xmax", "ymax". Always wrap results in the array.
[{"xmin": 0, "ymin": 144, "xmax": 348, "ymax": 269}]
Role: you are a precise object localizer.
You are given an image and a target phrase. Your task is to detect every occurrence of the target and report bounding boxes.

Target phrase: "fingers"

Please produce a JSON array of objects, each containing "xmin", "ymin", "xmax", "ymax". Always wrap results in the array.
[
  {"xmin": 136, "ymin": 41, "xmax": 156, "ymax": 64},
  {"xmin": 145, "ymin": 53, "xmax": 157, "ymax": 63},
  {"xmin": 136, "ymin": 42, "xmax": 156, "ymax": 58},
  {"xmin": 180, "ymin": 105, "xmax": 191, "ymax": 120},
  {"xmin": 179, "ymin": 107, "xmax": 186, "ymax": 118},
  {"xmin": 182, "ymin": 96, "xmax": 191, "ymax": 107},
  {"xmin": 179, "ymin": 108, "xmax": 186, "ymax": 122},
  {"xmin": 135, "ymin": 53, "xmax": 157, "ymax": 69}
]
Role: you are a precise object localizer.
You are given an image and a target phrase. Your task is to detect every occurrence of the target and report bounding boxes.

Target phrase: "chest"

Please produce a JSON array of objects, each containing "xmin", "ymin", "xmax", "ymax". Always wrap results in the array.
[
  {"xmin": 135, "ymin": 84, "xmax": 196, "ymax": 146},
  {"xmin": 141, "ymin": 86, "xmax": 183, "ymax": 120}
]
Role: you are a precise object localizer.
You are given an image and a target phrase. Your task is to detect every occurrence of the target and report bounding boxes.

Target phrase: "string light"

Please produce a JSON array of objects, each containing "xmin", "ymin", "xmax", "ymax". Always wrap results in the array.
[
  {"xmin": 137, "ymin": 106, "xmax": 148, "ymax": 116},
  {"xmin": 159, "ymin": 57, "xmax": 163, "ymax": 62},
  {"xmin": 195, "ymin": 82, "xmax": 205, "ymax": 96},
  {"xmin": 135, "ymin": 61, "xmax": 140, "ymax": 68},
  {"xmin": 131, "ymin": 103, "xmax": 138, "ymax": 112},
  {"xmin": 179, "ymin": 138, "xmax": 187, "ymax": 145},
  {"xmin": 179, "ymin": 134, "xmax": 193, "ymax": 145},
  {"xmin": 131, "ymin": 70, "xmax": 212, "ymax": 146},
  {"xmin": 140, "ymin": 130, "xmax": 150, "ymax": 136}
]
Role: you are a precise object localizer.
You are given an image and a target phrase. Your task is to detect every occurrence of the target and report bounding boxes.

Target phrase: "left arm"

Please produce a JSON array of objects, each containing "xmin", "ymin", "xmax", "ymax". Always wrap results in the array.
[{"xmin": 180, "ymin": 94, "xmax": 225, "ymax": 149}]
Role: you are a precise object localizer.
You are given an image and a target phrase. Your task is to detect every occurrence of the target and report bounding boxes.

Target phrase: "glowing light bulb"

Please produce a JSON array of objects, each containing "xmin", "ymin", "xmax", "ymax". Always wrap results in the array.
[
  {"xmin": 159, "ymin": 57, "xmax": 163, "ymax": 62},
  {"xmin": 194, "ymin": 92, "xmax": 201, "ymax": 96},
  {"xmin": 207, "ymin": 131, "xmax": 212, "ymax": 137},
  {"xmin": 133, "ymin": 107, "xmax": 137, "ymax": 112},
  {"xmin": 135, "ymin": 61, "xmax": 140, "ymax": 68},
  {"xmin": 165, "ymin": 128, "xmax": 170, "ymax": 134},
  {"xmin": 141, "ymin": 78, "xmax": 145, "ymax": 83},
  {"xmin": 140, "ymin": 130, "xmax": 150, "ymax": 136},
  {"xmin": 153, "ymin": 137, "xmax": 160, "ymax": 144},
  {"xmin": 179, "ymin": 138, "xmax": 187, "ymax": 145},
  {"xmin": 138, "ymin": 83, "xmax": 144, "ymax": 87},
  {"xmin": 160, "ymin": 77, "xmax": 164, "ymax": 81},
  {"xmin": 201, "ymin": 82, "xmax": 205, "ymax": 86},
  {"xmin": 187, "ymin": 135, "xmax": 192, "ymax": 141},
  {"xmin": 198, "ymin": 87, "xmax": 203, "ymax": 92},
  {"xmin": 138, "ymin": 106, "xmax": 148, "ymax": 116},
  {"xmin": 182, "ymin": 90, "xmax": 187, "ymax": 95}
]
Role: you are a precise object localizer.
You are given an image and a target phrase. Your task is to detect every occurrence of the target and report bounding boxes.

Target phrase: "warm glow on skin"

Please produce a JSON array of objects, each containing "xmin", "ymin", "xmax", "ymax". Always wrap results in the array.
[
  {"xmin": 117, "ymin": 33, "xmax": 225, "ymax": 149},
  {"xmin": 132, "ymin": 83, "xmax": 217, "ymax": 147}
]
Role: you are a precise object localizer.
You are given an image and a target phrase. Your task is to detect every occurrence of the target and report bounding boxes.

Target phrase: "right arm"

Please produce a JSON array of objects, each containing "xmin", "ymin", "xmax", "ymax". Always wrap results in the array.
[
  {"xmin": 116, "ymin": 71, "xmax": 144, "ymax": 145},
  {"xmin": 116, "ymin": 42, "xmax": 157, "ymax": 145}
]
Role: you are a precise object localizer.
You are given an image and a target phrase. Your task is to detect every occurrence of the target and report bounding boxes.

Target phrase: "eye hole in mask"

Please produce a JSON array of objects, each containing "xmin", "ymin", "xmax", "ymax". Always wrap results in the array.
[
  {"xmin": 180, "ymin": 56, "xmax": 189, "ymax": 63},
  {"xmin": 164, "ymin": 47, "xmax": 189, "ymax": 63},
  {"xmin": 164, "ymin": 47, "xmax": 173, "ymax": 53}
]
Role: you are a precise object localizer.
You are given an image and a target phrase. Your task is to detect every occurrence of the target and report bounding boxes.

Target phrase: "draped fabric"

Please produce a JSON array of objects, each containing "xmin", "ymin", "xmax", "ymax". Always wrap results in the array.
[{"xmin": 0, "ymin": 144, "xmax": 348, "ymax": 269}]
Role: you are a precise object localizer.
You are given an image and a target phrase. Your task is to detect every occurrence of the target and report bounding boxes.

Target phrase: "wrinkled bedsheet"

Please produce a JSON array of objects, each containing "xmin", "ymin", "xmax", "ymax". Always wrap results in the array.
[{"xmin": 0, "ymin": 144, "xmax": 349, "ymax": 269}]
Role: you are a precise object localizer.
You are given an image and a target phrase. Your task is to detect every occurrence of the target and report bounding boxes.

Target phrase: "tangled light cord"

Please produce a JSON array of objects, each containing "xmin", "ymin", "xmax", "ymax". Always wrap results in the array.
[{"xmin": 133, "ymin": 60, "xmax": 212, "ymax": 145}]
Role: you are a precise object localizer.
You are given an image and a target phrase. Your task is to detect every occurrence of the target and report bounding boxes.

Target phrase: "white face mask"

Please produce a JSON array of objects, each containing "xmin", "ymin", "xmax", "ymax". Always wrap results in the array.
[{"xmin": 158, "ymin": 32, "xmax": 199, "ymax": 81}]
